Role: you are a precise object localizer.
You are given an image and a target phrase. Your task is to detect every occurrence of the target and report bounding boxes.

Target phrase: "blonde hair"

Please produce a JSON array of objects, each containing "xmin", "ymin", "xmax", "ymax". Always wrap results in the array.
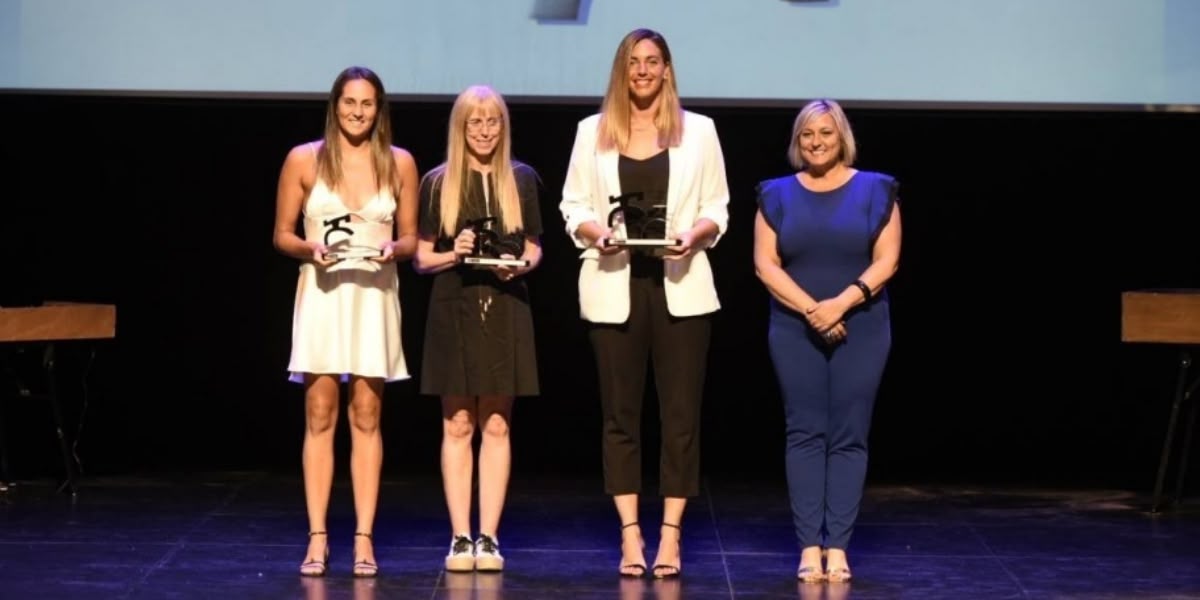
[
  {"xmin": 316, "ymin": 66, "xmax": 399, "ymax": 196},
  {"xmin": 788, "ymin": 98, "xmax": 858, "ymax": 170},
  {"xmin": 425, "ymin": 85, "xmax": 523, "ymax": 237},
  {"xmin": 597, "ymin": 28, "xmax": 683, "ymax": 152}
]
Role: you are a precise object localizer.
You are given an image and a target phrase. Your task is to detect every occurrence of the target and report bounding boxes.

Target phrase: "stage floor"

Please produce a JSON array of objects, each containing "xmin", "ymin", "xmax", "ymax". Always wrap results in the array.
[{"xmin": 1, "ymin": 472, "xmax": 1198, "ymax": 599}]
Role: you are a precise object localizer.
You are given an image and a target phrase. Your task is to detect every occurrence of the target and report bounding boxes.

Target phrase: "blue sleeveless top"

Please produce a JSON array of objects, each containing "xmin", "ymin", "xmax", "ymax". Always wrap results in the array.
[{"xmin": 756, "ymin": 170, "xmax": 897, "ymax": 323}]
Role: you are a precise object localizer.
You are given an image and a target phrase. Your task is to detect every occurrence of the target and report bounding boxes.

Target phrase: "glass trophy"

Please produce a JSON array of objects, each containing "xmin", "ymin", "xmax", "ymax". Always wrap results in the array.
[
  {"xmin": 602, "ymin": 192, "xmax": 680, "ymax": 256},
  {"xmin": 323, "ymin": 245, "xmax": 383, "ymax": 260},
  {"xmin": 315, "ymin": 214, "xmax": 385, "ymax": 262},
  {"xmin": 460, "ymin": 216, "xmax": 529, "ymax": 268}
]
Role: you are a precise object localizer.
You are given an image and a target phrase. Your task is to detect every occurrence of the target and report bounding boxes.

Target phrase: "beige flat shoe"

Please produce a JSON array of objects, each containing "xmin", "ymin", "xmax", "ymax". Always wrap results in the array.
[
  {"xmin": 797, "ymin": 564, "xmax": 825, "ymax": 583},
  {"xmin": 826, "ymin": 566, "xmax": 853, "ymax": 583}
]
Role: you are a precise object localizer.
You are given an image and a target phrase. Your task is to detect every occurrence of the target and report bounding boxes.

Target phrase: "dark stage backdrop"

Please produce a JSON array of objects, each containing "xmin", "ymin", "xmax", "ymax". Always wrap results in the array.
[{"xmin": 2, "ymin": 94, "xmax": 1198, "ymax": 494}]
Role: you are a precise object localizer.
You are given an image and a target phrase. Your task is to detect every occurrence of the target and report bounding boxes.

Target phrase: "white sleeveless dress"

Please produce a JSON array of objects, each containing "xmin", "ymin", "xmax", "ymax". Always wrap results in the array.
[{"xmin": 287, "ymin": 174, "xmax": 410, "ymax": 383}]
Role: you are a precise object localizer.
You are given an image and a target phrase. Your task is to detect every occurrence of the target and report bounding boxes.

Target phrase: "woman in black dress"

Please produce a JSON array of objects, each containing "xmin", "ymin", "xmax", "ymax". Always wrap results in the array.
[{"xmin": 414, "ymin": 84, "xmax": 542, "ymax": 573}]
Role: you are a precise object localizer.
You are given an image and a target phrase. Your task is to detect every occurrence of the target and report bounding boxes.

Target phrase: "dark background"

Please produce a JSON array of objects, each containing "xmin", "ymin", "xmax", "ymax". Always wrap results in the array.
[{"xmin": 1, "ymin": 92, "xmax": 1197, "ymax": 494}]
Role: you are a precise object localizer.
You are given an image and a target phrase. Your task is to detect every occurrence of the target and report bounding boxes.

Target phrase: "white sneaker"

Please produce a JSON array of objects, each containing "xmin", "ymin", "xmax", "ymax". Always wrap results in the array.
[
  {"xmin": 474, "ymin": 534, "xmax": 504, "ymax": 572},
  {"xmin": 445, "ymin": 534, "xmax": 475, "ymax": 572}
]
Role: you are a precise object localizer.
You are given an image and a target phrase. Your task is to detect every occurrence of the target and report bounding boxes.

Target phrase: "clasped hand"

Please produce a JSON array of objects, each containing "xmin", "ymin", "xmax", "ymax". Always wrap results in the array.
[{"xmin": 806, "ymin": 298, "xmax": 850, "ymax": 344}]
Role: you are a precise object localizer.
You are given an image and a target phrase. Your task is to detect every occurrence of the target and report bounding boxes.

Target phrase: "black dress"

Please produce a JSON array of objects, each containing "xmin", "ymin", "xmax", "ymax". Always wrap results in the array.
[{"xmin": 417, "ymin": 162, "xmax": 542, "ymax": 396}]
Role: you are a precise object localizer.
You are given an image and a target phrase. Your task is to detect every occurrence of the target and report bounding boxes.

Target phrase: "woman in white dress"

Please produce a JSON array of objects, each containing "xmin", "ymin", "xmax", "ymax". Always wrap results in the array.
[{"xmin": 272, "ymin": 65, "xmax": 419, "ymax": 578}]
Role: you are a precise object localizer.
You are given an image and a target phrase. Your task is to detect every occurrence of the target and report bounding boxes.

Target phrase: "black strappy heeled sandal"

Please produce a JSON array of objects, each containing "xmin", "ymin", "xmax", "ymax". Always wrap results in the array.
[
  {"xmin": 652, "ymin": 523, "xmax": 681, "ymax": 579},
  {"xmin": 299, "ymin": 531, "xmax": 329, "ymax": 577},
  {"xmin": 619, "ymin": 522, "xmax": 647, "ymax": 578},
  {"xmin": 352, "ymin": 532, "xmax": 379, "ymax": 578}
]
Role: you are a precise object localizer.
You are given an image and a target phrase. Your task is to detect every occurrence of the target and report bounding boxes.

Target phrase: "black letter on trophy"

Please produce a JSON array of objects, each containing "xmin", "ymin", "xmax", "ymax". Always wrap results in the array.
[{"xmin": 323, "ymin": 214, "xmax": 353, "ymax": 246}]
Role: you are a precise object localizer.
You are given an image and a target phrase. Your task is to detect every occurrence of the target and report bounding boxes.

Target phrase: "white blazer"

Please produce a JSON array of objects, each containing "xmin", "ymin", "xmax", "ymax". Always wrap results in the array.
[{"xmin": 559, "ymin": 110, "xmax": 731, "ymax": 323}]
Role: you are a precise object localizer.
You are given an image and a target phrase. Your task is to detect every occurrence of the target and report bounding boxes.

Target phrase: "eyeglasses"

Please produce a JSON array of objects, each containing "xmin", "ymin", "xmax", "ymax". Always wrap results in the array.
[{"xmin": 466, "ymin": 117, "xmax": 502, "ymax": 132}]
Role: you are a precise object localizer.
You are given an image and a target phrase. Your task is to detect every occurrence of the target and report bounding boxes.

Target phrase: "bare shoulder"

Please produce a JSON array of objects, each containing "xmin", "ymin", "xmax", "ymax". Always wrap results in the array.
[
  {"xmin": 280, "ymin": 141, "xmax": 320, "ymax": 188},
  {"xmin": 282, "ymin": 140, "xmax": 320, "ymax": 172},
  {"xmin": 391, "ymin": 145, "xmax": 417, "ymax": 170}
]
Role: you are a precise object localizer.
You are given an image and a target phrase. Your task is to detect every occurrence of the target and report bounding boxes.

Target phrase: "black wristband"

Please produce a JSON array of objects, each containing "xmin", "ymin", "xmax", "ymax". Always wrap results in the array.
[{"xmin": 853, "ymin": 279, "xmax": 872, "ymax": 301}]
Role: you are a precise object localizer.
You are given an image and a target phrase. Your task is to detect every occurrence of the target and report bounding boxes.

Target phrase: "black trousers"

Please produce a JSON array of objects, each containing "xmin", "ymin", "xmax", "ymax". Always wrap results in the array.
[{"xmin": 588, "ymin": 269, "xmax": 711, "ymax": 497}]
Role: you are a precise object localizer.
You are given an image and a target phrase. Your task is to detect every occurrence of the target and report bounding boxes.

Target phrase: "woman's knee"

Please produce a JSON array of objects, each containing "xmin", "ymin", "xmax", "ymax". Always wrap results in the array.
[
  {"xmin": 482, "ymin": 412, "xmax": 510, "ymax": 439},
  {"xmin": 349, "ymin": 397, "xmax": 381, "ymax": 434},
  {"xmin": 443, "ymin": 409, "xmax": 475, "ymax": 440},
  {"xmin": 305, "ymin": 396, "xmax": 338, "ymax": 433}
]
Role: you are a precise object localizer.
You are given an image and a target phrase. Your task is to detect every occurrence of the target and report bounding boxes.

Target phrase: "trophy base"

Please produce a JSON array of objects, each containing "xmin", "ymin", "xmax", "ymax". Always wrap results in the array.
[
  {"xmin": 324, "ymin": 247, "xmax": 383, "ymax": 260},
  {"xmin": 604, "ymin": 238, "xmax": 682, "ymax": 257},
  {"xmin": 462, "ymin": 256, "xmax": 530, "ymax": 268},
  {"xmin": 604, "ymin": 238, "xmax": 681, "ymax": 248}
]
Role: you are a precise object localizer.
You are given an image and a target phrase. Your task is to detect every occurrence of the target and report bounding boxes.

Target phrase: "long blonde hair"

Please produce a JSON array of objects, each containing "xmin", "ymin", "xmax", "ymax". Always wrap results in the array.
[
  {"xmin": 316, "ymin": 66, "xmax": 399, "ymax": 196},
  {"xmin": 597, "ymin": 28, "xmax": 683, "ymax": 152},
  {"xmin": 425, "ymin": 85, "xmax": 523, "ymax": 237}
]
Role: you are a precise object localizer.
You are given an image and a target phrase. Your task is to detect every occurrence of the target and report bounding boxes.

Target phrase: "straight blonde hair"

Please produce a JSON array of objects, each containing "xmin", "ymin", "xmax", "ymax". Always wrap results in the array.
[
  {"xmin": 597, "ymin": 28, "xmax": 683, "ymax": 152},
  {"xmin": 316, "ymin": 66, "xmax": 399, "ymax": 196},
  {"xmin": 425, "ymin": 85, "xmax": 523, "ymax": 237},
  {"xmin": 788, "ymin": 98, "xmax": 858, "ymax": 169}
]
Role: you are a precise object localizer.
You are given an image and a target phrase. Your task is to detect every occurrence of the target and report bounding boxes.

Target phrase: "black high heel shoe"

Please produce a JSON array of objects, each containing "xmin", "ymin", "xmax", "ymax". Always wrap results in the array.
[
  {"xmin": 618, "ymin": 522, "xmax": 647, "ymax": 578},
  {"xmin": 652, "ymin": 523, "xmax": 681, "ymax": 579},
  {"xmin": 352, "ymin": 532, "xmax": 379, "ymax": 577},
  {"xmin": 299, "ymin": 531, "xmax": 329, "ymax": 577}
]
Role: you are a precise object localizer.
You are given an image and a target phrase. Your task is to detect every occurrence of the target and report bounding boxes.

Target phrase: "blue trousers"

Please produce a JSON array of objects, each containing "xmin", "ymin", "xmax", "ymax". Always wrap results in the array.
[{"xmin": 769, "ymin": 309, "xmax": 889, "ymax": 549}]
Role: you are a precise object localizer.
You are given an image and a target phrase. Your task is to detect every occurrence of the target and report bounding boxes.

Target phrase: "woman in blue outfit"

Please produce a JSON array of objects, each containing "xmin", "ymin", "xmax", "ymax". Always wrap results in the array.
[{"xmin": 753, "ymin": 99, "xmax": 902, "ymax": 583}]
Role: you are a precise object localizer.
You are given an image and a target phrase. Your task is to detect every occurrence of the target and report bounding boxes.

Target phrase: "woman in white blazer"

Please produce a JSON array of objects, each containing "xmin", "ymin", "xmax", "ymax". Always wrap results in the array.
[{"xmin": 559, "ymin": 28, "xmax": 730, "ymax": 580}]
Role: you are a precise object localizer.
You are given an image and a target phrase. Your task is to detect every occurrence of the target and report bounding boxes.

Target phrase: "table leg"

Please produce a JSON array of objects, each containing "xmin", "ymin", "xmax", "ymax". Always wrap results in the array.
[
  {"xmin": 1170, "ymin": 365, "xmax": 1199, "ymax": 508},
  {"xmin": 43, "ymin": 344, "xmax": 78, "ymax": 496}
]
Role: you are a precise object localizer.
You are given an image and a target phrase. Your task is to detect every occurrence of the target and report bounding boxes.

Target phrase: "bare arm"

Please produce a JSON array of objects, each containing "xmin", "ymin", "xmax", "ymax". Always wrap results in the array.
[
  {"xmin": 390, "ymin": 148, "xmax": 420, "ymax": 261},
  {"xmin": 516, "ymin": 235, "xmax": 542, "ymax": 274},
  {"xmin": 574, "ymin": 220, "xmax": 606, "ymax": 247},
  {"xmin": 847, "ymin": 201, "xmax": 901, "ymax": 303},
  {"xmin": 690, "ymin": 218, "xmax": 721, "ymax": 247},
  {"xmin": 414, "ymin": 235, "xmax": 460, "ymax": 274},
  {"xmin": 665, "ymin": 217, "xmax": 720, "ymax": 261},
  {"xmin": 273, "ymin": 146, "xmax": 324, "ymax": 262},
  {"xmin": 753, "ymin": 209, "xmax": 818, "ymax": 314},
  {"xmin": 511, "ymin": 166, "xmax": 544, "ymax": 273}
]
